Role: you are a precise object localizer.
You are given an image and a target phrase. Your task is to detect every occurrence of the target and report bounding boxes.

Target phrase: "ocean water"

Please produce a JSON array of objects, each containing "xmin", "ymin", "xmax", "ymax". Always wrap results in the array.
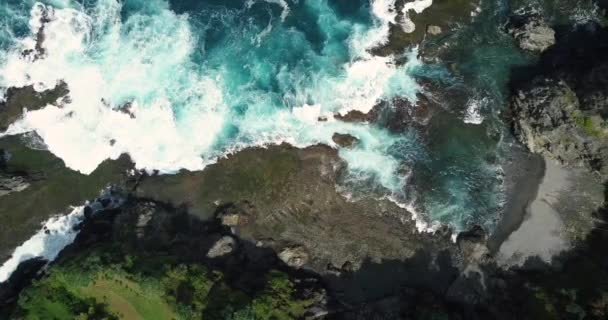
[{"xmin": 0, "ymin": 0, "xmax": 513, "ymax": 232}]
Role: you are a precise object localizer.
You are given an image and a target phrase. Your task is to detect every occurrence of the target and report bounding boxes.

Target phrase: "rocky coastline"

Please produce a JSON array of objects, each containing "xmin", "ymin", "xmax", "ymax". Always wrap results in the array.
[{"xmin": 1, "ymin": 0, "xmax": 608, "ymax": 319}]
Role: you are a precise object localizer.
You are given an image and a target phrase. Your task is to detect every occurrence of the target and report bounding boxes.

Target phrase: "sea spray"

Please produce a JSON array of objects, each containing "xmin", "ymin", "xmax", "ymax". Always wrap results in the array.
[
  {"xmin": 0, "ymin": 188, "xmax": 124, "ymax": 283},
  {"xmin": 0, "ymin": 0, "xmax": 508, "ymax": 234}
]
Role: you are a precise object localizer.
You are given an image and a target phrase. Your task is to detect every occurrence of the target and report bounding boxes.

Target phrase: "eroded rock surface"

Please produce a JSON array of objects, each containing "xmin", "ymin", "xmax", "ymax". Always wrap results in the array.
[
  {"xmin": 510, "ymin": 23, "xmax": 608, "ymax": 179},
  {"xmin": 507, "ymin": 14, "xmax": 555, "ymax": 53}
]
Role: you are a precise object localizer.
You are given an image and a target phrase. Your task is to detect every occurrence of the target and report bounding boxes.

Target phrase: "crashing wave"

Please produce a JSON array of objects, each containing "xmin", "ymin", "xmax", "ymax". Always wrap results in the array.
[
  {"xmin": 0, "ymin": 0, "xmax": 420, "ymax": 197},
  {"xmin": 401, "ymin": 0, "xmax": 434, "ymax": 33},
  {"xmin": 0, "ymin": 188, "xmax": 123, "ymax": 283}
]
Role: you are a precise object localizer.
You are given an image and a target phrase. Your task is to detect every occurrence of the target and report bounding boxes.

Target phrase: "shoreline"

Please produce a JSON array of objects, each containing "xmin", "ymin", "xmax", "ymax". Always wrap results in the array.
[{"xmin": 487, "ymin": 141, "xmax": 545, "ymax": 253}]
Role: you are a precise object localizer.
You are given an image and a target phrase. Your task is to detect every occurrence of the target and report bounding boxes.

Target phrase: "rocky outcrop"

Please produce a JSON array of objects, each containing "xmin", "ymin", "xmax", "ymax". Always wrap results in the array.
[
  {"xmin": 0, "ymin": 83, "xmax": 69, "ymax": 131},
  {"xmin": 372, "ymin": 0, "xmax": 481, "ymax": 56},
  {"xmin": 0, "ymin": 257, "xmax": 46, "ymax": 310},
  {"xmin": 510, "ymin": 23, "xmax": 608, "ymax": 178},
  {"xmin": 511, "ymin": 79, "xmax": 604, "ymax": 167},
  {"xmin": 507, "ymin": 14, "xmax": 555, "ymax": 53},
  {"xmin": 207, "ymin": 236, "xmax": 237, "ymax": 258},
  {"xmin": 278, "ymin": 246, "xmax": 309, "ymax": 269},
  {"xmin": 333, "ymin": 110, "xmax": 370, "ymax": 123},
  {"xmin": 332, "ymin": 133, "xmax": 359, "ymax": 148},
  {"xmin": 0, "ymin": 174, "xmax": 30, "ymax": 197}
]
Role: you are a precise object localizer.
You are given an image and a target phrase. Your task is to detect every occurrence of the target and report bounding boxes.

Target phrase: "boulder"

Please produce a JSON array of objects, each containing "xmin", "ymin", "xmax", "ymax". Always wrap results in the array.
[
  {"xmin": 332, "ymin": 133, "xmax": 359, "ymax": 148},
  {"xmin": 334, "ymin": 110, "xmax": 370, "ymax": 123},
  {"xmin": 510, "ymin": 78, "xmax": 608, "ymax": 177},
  {"xmin": 278, "ymin": 246, "xmax": 309, "ymax": 268},
  {"xmin": 207, "ymin": 236, "xmax": 237, "ymax": 258},
  {"xmin": 507, "ymin": 14, "xmax": 555, "ymax": 53},
  {"xmin": 426, "ymin": 25, "xmax": 442, "ymax": 36}
]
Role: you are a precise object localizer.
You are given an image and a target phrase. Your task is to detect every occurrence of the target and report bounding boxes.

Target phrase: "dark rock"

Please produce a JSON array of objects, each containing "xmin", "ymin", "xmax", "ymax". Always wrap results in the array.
[
  {"xmin": 0, "ymin": 257, "xmax": 47, "ymax": 307},
  {"xmin": 332, "ymin": 133, "xmax": 359, "ymax": 148},
  {"xmin": 334, "ymin": 110, "xmax": 370, "ymax": 123},
  {"xmin": 371, "ymin": 0, "xmax": 481, "ymax": 56},
  {"xmin": 21, "ymin": 4, "xmax": 50, "ymax": 61},
  {"xmin": 0, "ymin": 83, "xmax": 69, "ymax": 131},
  {"xmin": 446, "ymin": 271, "xmax": 487, "ymax": 306},
  {"xmin": 368, "ymin": 95, "xmax": 436, "ymax": 132},
  {"xmin": 511, "ymin": 78, "xmax": 608, "ymax": 178}
]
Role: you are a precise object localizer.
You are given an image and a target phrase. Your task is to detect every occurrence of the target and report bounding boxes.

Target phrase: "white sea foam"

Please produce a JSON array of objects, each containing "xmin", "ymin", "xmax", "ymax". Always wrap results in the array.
[
  {"xmin": 0, "ymin": 206, "xmax": 85, "ymax": 283},
  {"xmin": 400, "ymin": 0, "xmax": 433, "ymax": 33},
  {"xmin": 0, "ymin": 0, "xmax": 440, "ymax": 232},
  {"xmin": 387, "ymin": 195, "xmax": 442, "ymax": 233},
  {"xmin": 246, "ymin": 0, "xmax": 291, "ymax": 22},
  {"xmin": 0, "ymin": 0, "xmax": 419, "ymax": 177},
  {"xmin": 463, "ymin": 97, "xmax": 486, "ymax": 125},
  {"xmin": 0, "ymin": 189, "xmax": 123, "ymax": 283}
]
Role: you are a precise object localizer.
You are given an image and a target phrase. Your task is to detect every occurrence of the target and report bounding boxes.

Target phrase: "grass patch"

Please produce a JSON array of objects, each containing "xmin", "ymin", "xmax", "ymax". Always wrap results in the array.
[
  {"xmin": 82, "ymin": 274, "xmax": 176, "ymax": 320},
  {"xmin": 14, "ymin": 247, "xmax": 313, "ymax": 320},
  {"xmin": 574, "ymin": 115, "xmax": 606, "ymax": 138}
]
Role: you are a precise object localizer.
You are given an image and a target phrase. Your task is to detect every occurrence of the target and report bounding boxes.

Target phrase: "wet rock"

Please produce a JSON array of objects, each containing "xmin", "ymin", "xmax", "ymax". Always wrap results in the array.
[
  {"xmin": 332, "ymin": 133, "xmax": 359, "ymax": 148},
  {"xmin": 334, "ymin": 110, "xmax": 370, "ymax": 123},
  {"xmin": 0, "ymin": 257, "xmax": 47, "ymax": 308},
  {"xmin": 278, "ymin": 246, "xmax": 309, "ymax": 268},
  {"xmin": 446, "ymin": 271, "xmax": 487, "ymax": 306},
  {"xmin": 0, "ymin": 83, "xmax": 69, "ymax": 131},
  {"xmin": 207, "ymin": 236, "xmax": 237, "ymax": 258},
  {"xmin": 372, "ymin": 0, "xmax": 481, "ymax": 56},
  {"xmin": 0, "ymin": 175, "xmax": 30, "ymax": 197},
  {"xmin": 507, "ymin": 14, "xmax": 555, "ymax": 53}
]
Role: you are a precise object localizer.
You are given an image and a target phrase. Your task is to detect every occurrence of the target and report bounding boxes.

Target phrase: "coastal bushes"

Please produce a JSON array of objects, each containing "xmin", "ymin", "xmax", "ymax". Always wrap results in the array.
[{"xmin": 12, "ymin": 246, "xmax": 312, "ymax": 320}]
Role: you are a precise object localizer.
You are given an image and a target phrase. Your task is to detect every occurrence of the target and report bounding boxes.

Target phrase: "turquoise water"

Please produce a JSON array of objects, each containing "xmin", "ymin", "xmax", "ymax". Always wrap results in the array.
[{"xmin": 0, "ymin": 0, "xmax": 555, "ymax": 231}]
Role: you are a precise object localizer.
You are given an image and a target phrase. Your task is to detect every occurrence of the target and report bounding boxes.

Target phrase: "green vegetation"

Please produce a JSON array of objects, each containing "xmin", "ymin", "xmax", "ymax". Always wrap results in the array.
[
  {"xmin": 13, "ymin": 246, "xmax": 313, "ymax": 320},
  {"xmin": 574, "ymin": 115, "xmax": 606, "ymax": 138}
]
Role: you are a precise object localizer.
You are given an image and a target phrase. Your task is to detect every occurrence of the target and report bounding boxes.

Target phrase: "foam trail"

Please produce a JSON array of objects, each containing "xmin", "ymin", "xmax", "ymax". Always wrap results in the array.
[
  {"xmin": 401, "ymin": 0, "xmax": 433, "ymax": 33},
  {"xmin": 464, "ymin": 97, "xmax": 486, "ymax": 124},
  {"xmin": 0, "ymin": 206, "xmax": 85, "ymax": 283}
]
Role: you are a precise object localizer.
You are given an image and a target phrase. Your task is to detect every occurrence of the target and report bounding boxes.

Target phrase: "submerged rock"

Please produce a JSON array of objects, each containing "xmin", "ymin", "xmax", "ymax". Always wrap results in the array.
[
  {"xmin": 332, "ymin": 133, "xmax": 359, "ymax": 148},
  {"xmin": 507, "ymin": 14, "xmax": 555, "ymax": 53}
]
